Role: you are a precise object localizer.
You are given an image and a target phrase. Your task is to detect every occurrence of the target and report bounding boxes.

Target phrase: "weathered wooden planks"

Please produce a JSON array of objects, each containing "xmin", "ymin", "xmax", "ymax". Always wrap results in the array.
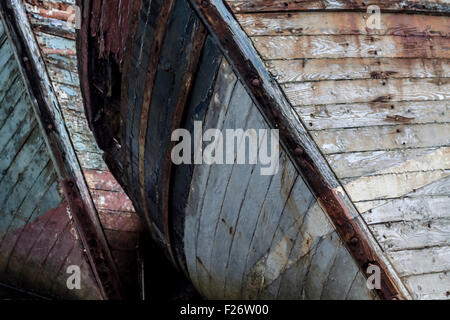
[
  {"xmin": 268, "ymin": 58, "xmax": 450, "ymax": 83},
  {"xmin": 253, "ymin": 35, "xmax": 450, "ymax": 59},
  {"xmin": 404, "ymin": 272, "xmax": 450, "ymax": 299},
  {"xmin": 183, "ymin": 61, "xmax": 375, "ymax": 299},
  {"xmin": 312, "ymin": 124, "xmax": 449, "ymax": 154},
  {"xmin": 296, "ymin": 101, "xmax": 449, "ymax": 130},
  {"xmin": 184, "ymin": 58, "xmax": 238, "ymax": 294},
  {"xmin": 227, "ymin": 0, "xmax": 450, "ymax": 15},
  {"xmin": 23, "ymin": 0, "xmax": 143, "ymax": 298},
  {"xmin": 77, "ymin": 0, "xmax": 449, "ymax": 300},
  {"xmin": 227, "ymin": 0, "xmax": 450, "ymax": 300},
  {"xmin": 237, "ymin": 12, "xmax": 450, "ymax": 37},
  {"xmin": 284, "ymin": 78, "xmax": 449, "ymax": 107},
  {"xmin": 197, "ymin": 0, "xmax": 409, "ymax": 299},
  {"xmin": 0, "ymin": 10, "xmax": 103, "ymax": 298}
]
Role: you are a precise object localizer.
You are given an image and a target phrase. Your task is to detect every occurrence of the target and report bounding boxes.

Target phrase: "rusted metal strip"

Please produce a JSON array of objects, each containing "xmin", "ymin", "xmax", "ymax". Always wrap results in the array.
[
  {"xmin": 188, "ymin": 0, "xmax": 409, "ymax": 300},
  {"xmin": 2, "ymin": 0, "xmax": 123, "ymax": 299},
  {"xmin": 227, "ymin": 0, "xmax": 450, "ymax": 15},
  {"xmin": 138, "ymin": 0, "xmax": 176, "ymax": 252}
]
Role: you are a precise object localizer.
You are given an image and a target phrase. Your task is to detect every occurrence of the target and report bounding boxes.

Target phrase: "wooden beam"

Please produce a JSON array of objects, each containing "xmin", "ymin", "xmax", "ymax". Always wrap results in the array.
[{"xmin": 187, "ymin": 0, "xmax": 412, "ymax": 300}]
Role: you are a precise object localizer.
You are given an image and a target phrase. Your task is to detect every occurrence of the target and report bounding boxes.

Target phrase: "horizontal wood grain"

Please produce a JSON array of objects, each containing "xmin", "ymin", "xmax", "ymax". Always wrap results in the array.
[
  {"xmin": 227, "ymin": 0, "xmax": 450, "ymax": 15},
  {"xmin": 313, "ymin": 123, "xmax": 449, "ymax": 154},
  {"xmin": 344, "ymin": 171, "xmax": 449, "ymax": 201},
  {"xmin": 283, "ymin": 78, "xmax": 450, "ymax": 106},
  {"xmin": 371, "ymin": 217, "xmax": 450, "ymax": 251},
  {"xmin": 327, "ymin": 147, "xmax": 448, "ymax": 179},
  {"xmin": 267, "ymin": 58, "xmax": 450, "ymax": 83},
  {"xmin": 363, "ymin": 196, "xmax": 450, "ymax": 224},
  {"xmin": 404, "ymin": 272, "xmax": 450, "ymax": 299},
  {"xmin": 236, "ymin": 12, "xmax": 450, "ymax": 37},
  {"xmin": 388, "ymin": 246, "xmax": 450, "ymax": 276},
  {"xmin": 296, "ymin": 100, "xmax": 449, "ymax": 130},
  {"xmin": 252, "ymin": 35, "xmax": 450, "ymax": 59}
]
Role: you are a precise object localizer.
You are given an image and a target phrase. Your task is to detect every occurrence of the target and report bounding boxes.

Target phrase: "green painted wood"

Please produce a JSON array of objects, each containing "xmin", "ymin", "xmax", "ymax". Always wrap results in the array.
[
  {"xmin": 0, "ymin": 77, "xmax": 25, "ymax": 129},
  {"xmin": 0, "ymin": 97, "xmax": 35, "ymax": 153}
]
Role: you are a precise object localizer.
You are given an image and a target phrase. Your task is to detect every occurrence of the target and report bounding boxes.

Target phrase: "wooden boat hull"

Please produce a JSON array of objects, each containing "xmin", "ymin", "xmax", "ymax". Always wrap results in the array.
[
  {"xmin": 78, "ymin": 0, "xmax": 450, "ymax": 300},
  {"xmin": 0, "ymin": 11, "xmax": 103, "ymax": 299}
]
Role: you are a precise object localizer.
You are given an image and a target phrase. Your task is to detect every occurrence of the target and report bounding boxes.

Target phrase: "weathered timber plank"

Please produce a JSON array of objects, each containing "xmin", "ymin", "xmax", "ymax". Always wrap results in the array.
[
  {"xmin": 257, "ymin": 175, "xmax": 316, "ymax": 298},
  {"xmin": 227, "ymin": 0, "xmax": 450, "ymax": 14},
  {"xmin": 0, "ymin": 165, "xmax": 56, "ymax": 284},
  {"xmin": 0, "ymin": 132, "xmax": 45, "ymax": 210},
  {"xmin": 222, "ymin": 155, "xmax": 276, "ymax": 299},
  {"xmin": 189, "ymin": 0, "xmax": 409, "ymax": 299},
  {"xmin": 408, "ymin": 175, "xmax": 450, "ymax": 196},
  {"xmin": 275, "ymin": 202, "xmax": 333, "ymax": 299},
  {"xmin": 23, "ymin": 211, "xmax": 70, "ymax": 293},
  {"xmin": 98, "ymin": 210, "xmax": 142, "ymax": 233},
  {"xmin": 269, "ymin": 58, "xmax": 450, "ymax": 83},
  {"xmin": 33, "ymin": 30, "xmax": 75, "ymax": 53},
  {"xmin": 283, "ymin": 78, "xmax": 450, "ymax": 107},
  {"xmin": 312, "ymin": 123, "xmax": 449, "ymax": 154},
  {"xmin": 354, "ymin": 175, "xmax": 450, "ymax": 213},
  {"xmin": 362, "ymin": 196, "xmax": 450, "ymax": 224},
  {"xmin": 320, "ymin": 243, "xmax": 364, "ymax": 300},
  {"xmin": 170, "ymin": 35, "xmax": 223, "ymax": 275},
  {"xmin": 4, "ymin": 182, "xmax": 62, "ymax": 284},
  {"xmin": 122, "ymin": 0, "xmax": 161, "ymax": 222},
  {"xmin": 297, "ymin": 101, "xmax": 449, "ymax": 130},
  {"xmin": 90, "ymin": 190, "xmax": 135, "ymax": 213},
  {"xmin": 3, "ymin": 0, "xmax": 121, "ymax": 298},
  {"xmin": 0, "ymin": 99, "xmax": 36, "ymax": 154},
  {"xmin": 236, "ymin": 12, "xmax": 450, "ymax": 37},
  {"xmin": 46, "ymin": 64, "xmax": 80, "ymax": 87},
  {"xmin": 208, "ymin": 102, "xmax": 265, "ymax": 299},
  {"xmin": 371, "ymin": 217, "xmax": 450, "ymax": 251},
  {"xmin": 242, "ymin": 153, "xmax": 297, "ymax": 299},
  {"xmin": 184, "ymin": 58, "xmax": 237, "ymax": 294},
  {"xmin": 0, "ymin": 143, "xmax": 50, "ymax": 235},
  {"xmin": 1, "ymin": 161, "xmax": 53, "ymax": 236},
  {"xmin": 344, "ymin": 171, "xmax": 449, "ymax": 202},
  {"xmin": 0, "ymin": 120, "xmax": 38, "ymax": 180},
  {"xmin": 388, "ymin": 246, "xmax": 450, "ymax": 276},
  {"xmin": 84, "ymin": 169, "xmax": 126, "ymax": 193},
  {"xmin": 331, "ymin": 146, "xmax": 449, "ymax": 181},
  {"xmin": 302, "ymin": 232, "xmax": 341, "ymax": 299},
  {"xmin": 195, "ymin": 82, "xmax": 253, "ymax": 298},
  {"xmin": 404, "ymin": 272, "xmax": 450, "ymax": 299},
  {"xmin": 0, "ymin": 79, "xmax": 26, "ymax": 128},
  {"xmin": 252, "ymin": 35, "xmax": 450, "ymax": 59},
  {"xmin": 142, "ymin": 0, "xmax": 204, "ymax": 254}
]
